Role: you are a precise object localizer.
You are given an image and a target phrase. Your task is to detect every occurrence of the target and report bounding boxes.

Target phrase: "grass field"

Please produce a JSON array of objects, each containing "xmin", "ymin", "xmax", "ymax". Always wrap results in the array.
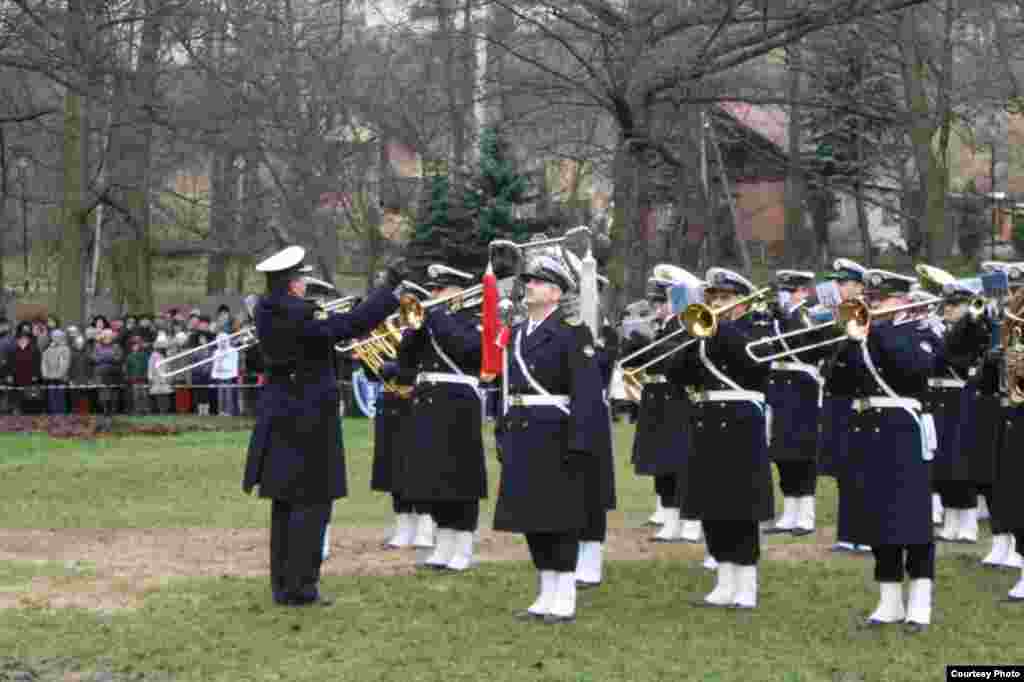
[{"xmin": 0, "ymin": 418, "xmax": 1021, "ymax": 682}]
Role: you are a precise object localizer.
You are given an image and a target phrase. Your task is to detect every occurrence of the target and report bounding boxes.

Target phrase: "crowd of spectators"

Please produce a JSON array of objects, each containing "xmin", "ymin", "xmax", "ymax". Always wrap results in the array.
[{"xmin": 0, "ymin": 304, "xmax": 262, "ymax": 418}]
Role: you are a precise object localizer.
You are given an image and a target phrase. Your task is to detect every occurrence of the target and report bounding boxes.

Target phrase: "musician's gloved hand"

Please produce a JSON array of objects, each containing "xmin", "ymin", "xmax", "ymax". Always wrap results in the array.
[
  {"xmin": 379, "ymin": 361, "xmax": 399, "ymax": 382},
  {"xmin": 382, "ymin": 258, "xmax": 410, "ymax": 291}
]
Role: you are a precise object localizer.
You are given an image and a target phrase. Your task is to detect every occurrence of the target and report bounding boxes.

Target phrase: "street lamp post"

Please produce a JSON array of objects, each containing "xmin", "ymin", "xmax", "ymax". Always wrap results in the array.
[{"xmin": 15, "ymin": 156, "xmax": 29, "ymax": 294}]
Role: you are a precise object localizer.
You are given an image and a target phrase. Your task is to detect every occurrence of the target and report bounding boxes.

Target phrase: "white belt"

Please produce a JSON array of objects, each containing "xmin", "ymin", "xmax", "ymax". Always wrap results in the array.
[
  {"xmin": 851, "ymin": 396, "xmax": 935, "ymax": 460},
  {"xmin": 508, "ymin": 394, "xmax": 571, "ymax": 409},
  {"xmin": 417, "ymin": 372, "xmax": 480, "ymax": 389},
  {"xmin": 852, "ymin": 397, "xmax": 922, "ymax": 412},
  {"xmin": 927, "ymin": 378, "xmax": 965, "ymax": 389},
  {"xmin": 770, "ymin": 361, "xmax": 823, "ymax": 382},
  {"xmin": 770, "ymin": 360, "xmax": 824, "ymax": 408},
  {"xmin": 693, "ymin": 390, "xmax": 766, "ymax": 404},
  {"xmin": 692, "ymin": 390, "xmax": 770, "ymax": 447}
]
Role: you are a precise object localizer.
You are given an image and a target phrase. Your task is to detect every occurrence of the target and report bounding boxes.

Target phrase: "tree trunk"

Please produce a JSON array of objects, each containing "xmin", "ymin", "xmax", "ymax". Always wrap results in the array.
[
  {"xmin": 57, "ymin": 90, "xmax": 87, "ymax": 325},
  {"xmin": 56, "ymin": 0, "xmax": 88, "ymax": 325},
  {"xmin": 900, "ymin": 6, "xmax": 952, "ymax": 263},
  {"xmin": 609, "ymin": 139, "xmax": 638, "ymax": 314},
  {"xmin": 0, "ymin": 128, "xmax": 7, "ymax": 297},
  {"xmin": 105, "ymin": 1, "xmax": 161, "ymax": 313},
  {"xmin": 461, "ymin": 0, "xmax": 478, "ymax": 168},
  {"xmin": 854, "ymin": 121, "xmax": 873, "ymax": 266},
  {"xmin": 783, "ymin": 44, "xmax": 809, "ymax": 268},
  {"xmin": 207, "ymin": 151, "xmax": 230, "ymax": 294},
  {"xmin": 439, "ymin": 0, "xmax": 466, "ymax": 181}
]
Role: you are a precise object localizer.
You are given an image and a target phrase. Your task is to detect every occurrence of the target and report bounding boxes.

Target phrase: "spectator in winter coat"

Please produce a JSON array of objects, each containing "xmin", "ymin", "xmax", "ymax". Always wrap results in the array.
[
  {"xmin": 68, "ymin": 333, "xmax": 94, "ymax": 414},
  {"xmin": 170, "ymin": 331, "xmax": 192, "ymax": 414},
  {"xmin": 92, "ymin": 329, "xmax": 123, "ymax": 425},
  {"xmin": 190, "ymin": 318, "xmax": 215, "ymax": 415},
  {"xmin": 6, "ymin": 330, "xmax": 42, "ymax": 415},
  {"xmin": 123, "ymin": 335, "xmax": 150, "ymax": 414},
  {"xmin": 210, "ymin": 331, "xmax": 239, "ymax": 417},
  {"xmin": 147, "ymin": 332, "xmax": 174, "ymax": 414},
  {"xmin": 41, "ymin": 329, "xmax": 71, "ymax": 414}
]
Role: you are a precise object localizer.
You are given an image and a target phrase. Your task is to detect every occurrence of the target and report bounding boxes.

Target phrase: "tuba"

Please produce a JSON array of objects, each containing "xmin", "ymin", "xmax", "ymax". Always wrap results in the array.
[{"xmin": 1002, "ymin": 289, "xmax": 1024, "ymax": 405}]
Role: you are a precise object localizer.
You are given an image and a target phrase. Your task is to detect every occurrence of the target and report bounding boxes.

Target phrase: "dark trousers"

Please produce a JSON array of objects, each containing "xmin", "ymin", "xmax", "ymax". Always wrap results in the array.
[
  {"xmin": 430, "ymin": 500, "xmax": 479, "ymax": 532},
  {"xmin": 935, "ymin": 481, "xmax": 976, "ymax": 509},
  {"xmin": 872, "ymin": 544, "xmax": 935, "ymax": 582},
  {"xmin": 836, "ymin": 476, "xmax": 855, "ymax": 543},
  {"xmin": 580, "ymin": 506, "xmax": 607, "ymax": 543},
  {"xmin": 655, "ymin": 475, "xmax": 677, "ymax": 508},
  {"xmin": 392, "ymin": 494, "xmax": 429, "ymax": 515},
  {"xmin": 776, "ymin": 461, "xmax": 817, "ymax": 497},
  {"xmin": 978, "ymin": 485, "xmax": 1005, "ymax": 534},
  {"xmin": 525, "ymin": 532, "xmax": 580, "ymax": 572},
  {"xmin": 703, "ymin": 521, "xmax": 759, "ymax": 565},
  {"xmin": 270, "ymin": 499, "xmax": 332, "ymax": 602}
]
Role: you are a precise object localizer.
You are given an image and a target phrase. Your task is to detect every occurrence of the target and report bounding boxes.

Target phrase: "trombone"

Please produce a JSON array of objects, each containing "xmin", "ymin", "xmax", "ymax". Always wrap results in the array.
[
  {"xmin": 335, "ymin": 283, "xmax": 487, "ymax": 356},
  {"xmin": 155, "ymin": 326, "xmax": 259, "ymax": 379},
  {"xmin": 155, "ymin": 293, "xmax": 363, "ymax": 379},
  {"xmin": 744, "ymin": 295, "xmax": 944, "ymax": 363},
  {"xmin": 619, "ymin": 287, "xmax": 772, "ymax": 401}
]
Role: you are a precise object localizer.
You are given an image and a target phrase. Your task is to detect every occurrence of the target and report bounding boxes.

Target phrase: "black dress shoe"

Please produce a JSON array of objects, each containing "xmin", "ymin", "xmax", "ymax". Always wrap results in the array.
[
  {"xmin": 763, "ymin": 526, "xmax": 793, "ymax": 535},
  {"xmin": 790, "ymin": 528, "xmax": 815, "ymax": 537},
  {"xmin": 543, "ymin": 614, "xmax": 575, "ymax": 624},
  {"xmin": 999, "ymin": 595, "xmax": 1024, "ymax": 603},
  {"xmin": 576, "ymin": 580, "xmax": 601, "ymax": 590},
  {"xmin": 417, "ymin": 563, "xmax": 446, "ymax": 571},
  {"xmin": 285, "ymin": 592, "xmax": 335, "ymax": 607},
  {"xmin": 904, "ymin": 621, "xmax": 928, "ymax": 634}
]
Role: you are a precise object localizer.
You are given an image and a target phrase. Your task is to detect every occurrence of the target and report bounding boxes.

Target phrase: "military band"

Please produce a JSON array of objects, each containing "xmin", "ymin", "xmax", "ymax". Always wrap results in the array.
[{"xmin": 241, "ymin": 242, "xmax": 1024, "ymax": 621}]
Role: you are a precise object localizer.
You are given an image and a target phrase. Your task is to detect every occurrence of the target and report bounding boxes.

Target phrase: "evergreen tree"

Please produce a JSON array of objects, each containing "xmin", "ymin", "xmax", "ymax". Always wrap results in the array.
[{"xmin": 406, "ymin": 127, "xmax": 555, "ymax": 280}]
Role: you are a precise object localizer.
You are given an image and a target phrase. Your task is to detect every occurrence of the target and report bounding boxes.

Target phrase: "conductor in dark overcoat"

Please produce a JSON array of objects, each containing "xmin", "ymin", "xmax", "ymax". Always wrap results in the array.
[{"xmin": 242, "ymin": 246, "xmax": 406, "ymax": 606}]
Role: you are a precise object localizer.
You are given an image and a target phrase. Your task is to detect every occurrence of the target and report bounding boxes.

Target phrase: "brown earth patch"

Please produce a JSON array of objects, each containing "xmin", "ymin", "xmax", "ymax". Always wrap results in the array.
[
  {"xmin": 0, "ymin": 524, "xmax": 855, "ymax": 610},
  {"xmin": 0, "ymin": 415, "xmax": 252, "ymax": 439}
]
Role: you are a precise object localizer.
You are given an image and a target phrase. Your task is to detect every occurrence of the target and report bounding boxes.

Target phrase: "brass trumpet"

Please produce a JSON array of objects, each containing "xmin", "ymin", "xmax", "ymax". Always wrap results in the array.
[
  {"xmin": 618, "ymin": 287, "xmax": 772, "ymax": 401},
  {"xmin": 398, "ymin": 283, "xmax": 485, "ymax": 330},
  {"xmin": 744, "ymin": 295, "xmax": 943, "ymax": 363}
]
